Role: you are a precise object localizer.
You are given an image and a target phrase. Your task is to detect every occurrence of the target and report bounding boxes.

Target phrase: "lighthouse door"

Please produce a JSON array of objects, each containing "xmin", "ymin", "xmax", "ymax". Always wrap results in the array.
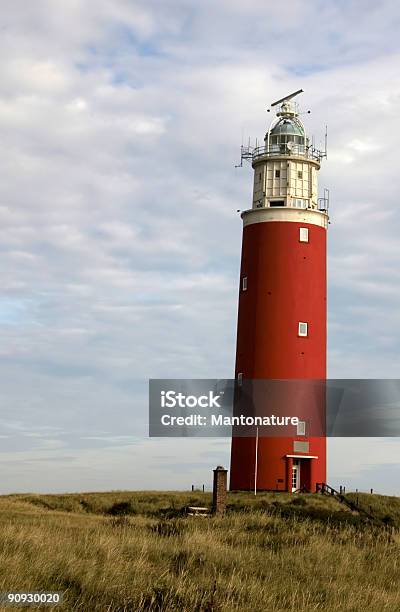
[{"xmin": 291, "ymin": 460, "xmax": 300, "ymax": 492}]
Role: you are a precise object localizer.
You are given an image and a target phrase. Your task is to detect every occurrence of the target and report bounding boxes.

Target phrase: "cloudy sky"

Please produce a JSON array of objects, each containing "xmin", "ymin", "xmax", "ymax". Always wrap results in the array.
[{"xmin": 0, "ymin": 0, "xmax": 399, "ymax": 494}]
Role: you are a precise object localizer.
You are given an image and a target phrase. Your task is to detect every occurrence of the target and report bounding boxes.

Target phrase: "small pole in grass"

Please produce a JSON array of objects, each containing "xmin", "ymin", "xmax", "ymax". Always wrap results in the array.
[
  {"xmin": 254, "ymin": 426, "xmax": 259, "ymax": 496},
  {"xmin": 191, "ymin": 484, "xmax": 194, "ymax": 492},
  {"xmin": 370, "ymin": 488, "xmax": 373, "ymax": 494},
  {"xmin": 202, "ymin": 484, "xmax": 205, "ymax": 492}
]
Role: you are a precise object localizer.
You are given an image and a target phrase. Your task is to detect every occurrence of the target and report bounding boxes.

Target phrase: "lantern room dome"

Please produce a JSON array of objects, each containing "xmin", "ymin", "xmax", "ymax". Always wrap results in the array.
[
  {"xmin": 265, "ymin": 117, "xmax": 306, "ymax": 154},
  {"xmin": 269, "ymin": 119, "xmax": 305, "ymax": 137}
]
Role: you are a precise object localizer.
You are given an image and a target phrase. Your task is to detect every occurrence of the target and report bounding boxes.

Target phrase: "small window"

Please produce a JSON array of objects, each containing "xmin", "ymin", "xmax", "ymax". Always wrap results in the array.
[
  {"xmin": 297, "ymin": 171, "xmax": 303, "ymax": 179},
  {"xmin": 298, "ymin": 322, "xmax": 308, "ymax": 337},
  {"xmin": 237, "ymin": 372, "xmax": 243, "ymax": 386},
  {"xmin": 242, "ymin": 276, "xmax": 248, "ymax": 291},
  {"xmin": 299, "ymin": 228, "xmax": 309, "ymax": 242},
  {"xmin": 270, "ymin": 200, "xmax": 285, "ymax": 207},
  {"xmin": 259, "ymin": 173, "xmax": 262, "ymax": 181},
  {"xmin": 275, "ymin": 169, "xmax": 280, "ymax": 178},
  {"xmin": 297, "ymin": 421, "xmax": 306, "ymax": 436}
]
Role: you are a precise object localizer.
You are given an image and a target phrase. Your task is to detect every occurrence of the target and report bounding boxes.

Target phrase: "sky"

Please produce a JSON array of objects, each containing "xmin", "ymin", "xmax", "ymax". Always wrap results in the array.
[{"xmin": 0, "ymin": 0, "xmax": 400, "ymax": 494}]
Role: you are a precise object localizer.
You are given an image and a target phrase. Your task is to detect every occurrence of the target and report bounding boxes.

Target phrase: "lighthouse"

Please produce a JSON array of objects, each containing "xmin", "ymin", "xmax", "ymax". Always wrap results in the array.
[{"xmin": 230, "ymin": 90, "xmax": 328, "ymax": 493}]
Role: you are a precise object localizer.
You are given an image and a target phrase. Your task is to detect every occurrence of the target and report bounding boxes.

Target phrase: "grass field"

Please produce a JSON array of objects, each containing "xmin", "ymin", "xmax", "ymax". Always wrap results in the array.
[{"xmin": 0, "ymin": 490, "xmax": 399, "ymax": 611}]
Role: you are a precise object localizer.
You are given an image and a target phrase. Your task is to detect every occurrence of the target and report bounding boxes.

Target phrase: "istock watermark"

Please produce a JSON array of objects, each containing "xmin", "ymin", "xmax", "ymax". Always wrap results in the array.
[
  {"xmin": 149, "ymin": 379, "xmax": 316, "ymax": 438},
  {"xmin": 160, "ymin": 390, "xmax": 222, "ymax": 409}
]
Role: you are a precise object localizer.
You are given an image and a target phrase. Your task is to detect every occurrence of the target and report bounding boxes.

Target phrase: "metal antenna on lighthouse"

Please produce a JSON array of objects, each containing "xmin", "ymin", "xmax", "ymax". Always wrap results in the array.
[{"xmin": 270, "ymin": 88, "xmax": 304, "ymax": 107}]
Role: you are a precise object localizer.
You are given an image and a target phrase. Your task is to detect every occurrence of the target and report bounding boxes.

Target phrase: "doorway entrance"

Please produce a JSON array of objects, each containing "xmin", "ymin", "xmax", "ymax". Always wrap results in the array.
[{"xmin": 291, "ymin": 459, "xmax": 300, "ymax": 492}]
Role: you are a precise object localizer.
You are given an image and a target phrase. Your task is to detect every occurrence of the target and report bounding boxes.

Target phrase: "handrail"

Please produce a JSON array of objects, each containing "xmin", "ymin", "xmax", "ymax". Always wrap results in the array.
[
  {"xmin": 316, "ymin": 482, "xmax": 375, "ymax": 520},
  {"xmin": 250, "ymin": 145, "xmax": 322, "ymax": 163}
]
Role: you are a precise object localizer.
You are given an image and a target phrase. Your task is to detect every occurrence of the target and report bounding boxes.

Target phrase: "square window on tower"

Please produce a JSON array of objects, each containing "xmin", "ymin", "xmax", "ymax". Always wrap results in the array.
[
  {"xmin": 298, "ymin": 322, "xmax": 308, "ymax": 337},
  {"xmin": 242, "ymin": 276, "xmax": 248, "ymax": 291},
  {"xmin": 297, "ymin": 421, "xmax": 306, "ymax": 436},
  {"xmin": 298, "ymin": 171, "xmax": 303, "ymax": 179},
  {"xmin": 275, "ymin": 169, "xmax": 280, "ymax": 178},
  {"xmin": 299, "ymin": 228, "xmax": 309, "ymax": 242}
]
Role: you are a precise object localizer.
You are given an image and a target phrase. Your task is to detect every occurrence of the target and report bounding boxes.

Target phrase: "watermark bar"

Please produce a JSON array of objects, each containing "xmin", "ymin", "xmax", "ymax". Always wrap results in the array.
[{"xmin": 149, "ymin": 379, "xmax": 400, "ymax": 437}]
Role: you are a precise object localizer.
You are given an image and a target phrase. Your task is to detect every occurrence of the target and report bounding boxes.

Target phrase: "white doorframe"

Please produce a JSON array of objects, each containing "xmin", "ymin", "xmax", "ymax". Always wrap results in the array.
[{"xmin": 292, "ymin": 459, "xmax": 300, "ymax": 492}]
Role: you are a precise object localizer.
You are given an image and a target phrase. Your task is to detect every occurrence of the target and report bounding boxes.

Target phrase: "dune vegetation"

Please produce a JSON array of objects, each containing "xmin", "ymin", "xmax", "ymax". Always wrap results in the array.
[{"xmin": 0, "ymin": 490, "xmax": 399, "ymax": 611}]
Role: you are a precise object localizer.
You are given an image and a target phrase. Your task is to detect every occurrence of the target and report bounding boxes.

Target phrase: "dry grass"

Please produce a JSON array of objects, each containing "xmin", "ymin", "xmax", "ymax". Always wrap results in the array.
[{"xmin": 0, "ymin": 491, "xmax": 398, "ymax": 611}]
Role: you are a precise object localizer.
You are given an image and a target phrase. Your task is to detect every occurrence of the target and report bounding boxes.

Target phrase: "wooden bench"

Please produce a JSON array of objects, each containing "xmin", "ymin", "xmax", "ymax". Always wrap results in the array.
[{"xmin": 186, "ymin": 506, "xmax": 210, "ymax": 516}]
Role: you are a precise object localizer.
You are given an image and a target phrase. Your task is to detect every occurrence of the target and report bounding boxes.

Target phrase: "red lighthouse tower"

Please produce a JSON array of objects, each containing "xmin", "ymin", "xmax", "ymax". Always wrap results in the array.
[{"xmin": 230, "ymin": 90, "xmax": 328, "ymax": 493}]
